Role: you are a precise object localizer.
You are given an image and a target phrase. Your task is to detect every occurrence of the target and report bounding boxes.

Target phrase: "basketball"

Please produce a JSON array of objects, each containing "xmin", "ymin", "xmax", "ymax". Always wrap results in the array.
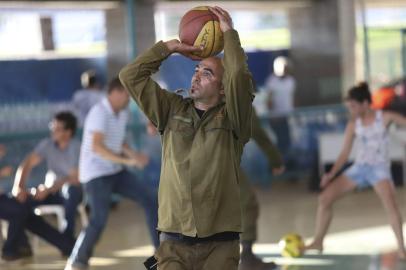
[
  {"xmin": 279, "ymin": 233, "xmax": 305, "ymax": 258},
  {"xmin": 179, "ymin": 6, "xmax": 224, "ymax": 58}
]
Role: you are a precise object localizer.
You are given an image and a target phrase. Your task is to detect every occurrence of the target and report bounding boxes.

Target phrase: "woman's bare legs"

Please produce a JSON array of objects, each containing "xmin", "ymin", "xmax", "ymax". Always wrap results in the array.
[
  {"xmin": 373, "ymin": 180, "xmax": 406, "ymax": 259},
  {"xmin": 306, "ymin": 175, "xmax": 357, "ymax": 251}
]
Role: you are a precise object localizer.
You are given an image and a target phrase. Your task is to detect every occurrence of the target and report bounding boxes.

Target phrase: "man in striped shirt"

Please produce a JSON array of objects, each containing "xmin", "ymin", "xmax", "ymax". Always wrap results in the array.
[{"xmin": 65, "ymin": 78, "xmax": 158, "ymax": 270}]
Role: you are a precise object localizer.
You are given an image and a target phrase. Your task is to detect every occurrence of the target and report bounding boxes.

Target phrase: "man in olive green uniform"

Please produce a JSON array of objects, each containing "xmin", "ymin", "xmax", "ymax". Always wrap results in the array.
[
  {"xmin": 120, "ymin": 6, "xmax": 254, "ymax": 270},
  {"xmin": 239, "ymin": 110, "xmax": 284, "ymax": 270}
]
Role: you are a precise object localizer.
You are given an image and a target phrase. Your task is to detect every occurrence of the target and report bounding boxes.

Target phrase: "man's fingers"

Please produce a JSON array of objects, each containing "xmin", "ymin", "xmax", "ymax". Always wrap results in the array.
[
  {"xmin": 209, "ymin": 7, "xmax": 223, "ymax": 19},
  {"xmin": 179, "ymin": 43, "xmax": 202, "ymax": 52},
  {"xmin": 211, "ymin": 6, "xmax": 230, "ymax": 20},
  {"xmin": 214, "ymin": 6, "xmax": 228, "ymax": 16}
]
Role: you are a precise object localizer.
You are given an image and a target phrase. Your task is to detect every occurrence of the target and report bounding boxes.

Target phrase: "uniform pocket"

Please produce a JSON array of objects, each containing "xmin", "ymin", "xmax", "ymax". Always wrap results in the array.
[
  {"xmin": 204, "ymin": 118, "xmax": 232, "ymax": 133},
  {"xmin": 168, "ymin": 115, "xmax": 194, "ymax": 137}
]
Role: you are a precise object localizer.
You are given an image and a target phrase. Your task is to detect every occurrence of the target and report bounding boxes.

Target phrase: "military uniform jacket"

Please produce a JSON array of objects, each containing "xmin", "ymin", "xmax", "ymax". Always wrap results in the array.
[{"xmin": 119, "ymin": 30, "xmax": 254, "ymax": 237}]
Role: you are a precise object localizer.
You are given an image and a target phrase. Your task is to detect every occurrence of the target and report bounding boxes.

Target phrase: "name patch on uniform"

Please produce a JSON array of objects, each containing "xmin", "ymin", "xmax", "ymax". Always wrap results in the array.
[
  {"xmin": 214, "ymin": 111, "xmax": 224, "ymax": 120},
  {"xmin": 173, "ymin": 115, "xmax": 193, "ymax": 124}
]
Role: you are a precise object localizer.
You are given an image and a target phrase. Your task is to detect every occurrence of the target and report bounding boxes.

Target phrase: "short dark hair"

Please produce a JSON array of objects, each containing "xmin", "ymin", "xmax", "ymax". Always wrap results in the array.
[
  {"xmin": 107, "ymin": 77, "xmax": 125, "ymax": 94},
  {"xmin": 346, "ymin": 82, "xmax": 372, "ymax": 104},
  {"xmin": 81, "ymin": 70, "xmax": 98, "ymax": 88},
  {"xmin": 54, "ymin": 111, "xmax": 77, "ymax": 136}
]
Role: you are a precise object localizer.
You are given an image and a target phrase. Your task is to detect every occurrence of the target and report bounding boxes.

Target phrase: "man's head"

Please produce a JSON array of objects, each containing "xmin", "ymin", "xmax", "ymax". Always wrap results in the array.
[
  {"xmin": 81, "ymin": 70, "xmax": 100, "ymax": 89},
  {"xmin": 49, "ymin": 111, "xmax": 77, "ymax": 142},
  {"xmin": 189, "ymin": 57, "xmax": 224, "ymax": 108},
  {"xmin": 273, "ymin": 56, "xmax": 289, "ymax": 77},
  {"xmin": 108, "ymin": 77, "xmax": 130, "ymax": 112},
  {"xmin": 345, "ymin": 82, "xmax": 372, "ymax": 117}
]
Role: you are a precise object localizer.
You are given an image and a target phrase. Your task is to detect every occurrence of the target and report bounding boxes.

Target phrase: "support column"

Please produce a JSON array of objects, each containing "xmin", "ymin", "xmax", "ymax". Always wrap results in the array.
[
  {"xmin": 288, "ymin": 0, "xmax": 356, "ymax": 105},
  {"xmin": 105, "ymin": 0, "xmax": 156, "ymax": 79},
  {"xmin": 338, "ymin": 0, "xmax": 356, "ymax": 95}
]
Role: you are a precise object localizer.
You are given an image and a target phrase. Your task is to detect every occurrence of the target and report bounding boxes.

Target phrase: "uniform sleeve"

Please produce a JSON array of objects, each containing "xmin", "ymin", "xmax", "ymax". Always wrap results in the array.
[
  {"xmin": 119, "ymin": 42, "xmax": 182, "ymax": 133},
  {"xmin": 222, "ymin": 30, "xmax": 255, "ymax": 144},
  {"xmin": 251, "ymin": 109, "xmax": 283, "ymax": 168}
]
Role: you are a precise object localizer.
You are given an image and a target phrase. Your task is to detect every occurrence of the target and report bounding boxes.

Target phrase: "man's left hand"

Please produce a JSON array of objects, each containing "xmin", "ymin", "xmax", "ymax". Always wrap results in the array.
[
  {"xmin": 209, "ymin": 6, "xmax": 234, "ymax": 33},
  {"xmin": 32, "ymin": 184, "xmax": 50, "ymax": 201},
  {"xmin": 272, "ymin": 166, "xmax": 285, "ymax": 176}
]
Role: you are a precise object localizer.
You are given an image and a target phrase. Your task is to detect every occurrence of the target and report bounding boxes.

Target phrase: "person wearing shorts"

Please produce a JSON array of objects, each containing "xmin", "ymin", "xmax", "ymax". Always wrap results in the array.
[{"xmin": 306, "ymin": 82, "xmax": 406, "ymax": 259}]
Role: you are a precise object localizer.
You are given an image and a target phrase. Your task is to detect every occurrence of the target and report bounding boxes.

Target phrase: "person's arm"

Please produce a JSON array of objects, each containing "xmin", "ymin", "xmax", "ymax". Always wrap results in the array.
[
  {"xmin": 92, "ymin": 132, "xmax": 144, "ymax": 168},
  {"xmin": 320, "ymin": 120, "xmax": 356, "ymax": 188},
  {"xmin": 119, "ymin": 38, "xmax": 201, "ymax": 133},
  {"xmin": 12, "ymin": 152, "xmax": 42, "ymax": 202},
  {"xmin": 32, "ymin": 169, "xmax": 79, "ymax": 201},
  {"xmin": 122, "ymin": 143, "xmax": 149, "ymax": 169},
  {"xmin": 210, "ymin": 7, "xmax": 254, "ymax": 143},
  {"xmin": 0, "ymin": 145, "xmax": 13, "ymax": 178},
  {"xmin": 384, "ymin": 111, "xmax": 406, "ymax": 127},
  {"xmin": 251, "ymin": 110, "xmax": 284, "ymax": 174}
]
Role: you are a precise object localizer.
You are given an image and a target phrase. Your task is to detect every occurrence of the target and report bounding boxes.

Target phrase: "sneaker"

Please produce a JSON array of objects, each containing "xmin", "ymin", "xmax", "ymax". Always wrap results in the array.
[
  {"xmin": 239, "ymin": 253, "xmax": 277, "ymax": 270},
  {"xmin": 1, "ymin": 247, "xmax": 33, "ymax": 262}
]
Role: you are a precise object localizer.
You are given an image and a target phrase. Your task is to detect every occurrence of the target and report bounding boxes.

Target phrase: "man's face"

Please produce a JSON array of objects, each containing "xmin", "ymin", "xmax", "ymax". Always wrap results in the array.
[
  {"xmin": 49, "ymin": 120, "xmax": 71, "ymax": 142},
  {"xmin": 189, "ymin": 57, "xmax": 224, "ymax": 104},
  {"xmin": 111, "ymin": 87, "xmax": 130, "ymax": 110}
]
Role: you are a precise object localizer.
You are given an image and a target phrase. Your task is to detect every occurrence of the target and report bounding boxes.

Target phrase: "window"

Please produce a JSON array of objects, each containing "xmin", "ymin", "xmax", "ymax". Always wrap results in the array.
[
  {"xmin": 154, "ymin": 2, "xmax": 291, "ymax": 51},
  {"xmin": 0, "ymin": 9, "xmax": 106, "ymax": 59},
  {"xmin": 0, "ymin": 12, "xmax": 42, "ymax": 59}
]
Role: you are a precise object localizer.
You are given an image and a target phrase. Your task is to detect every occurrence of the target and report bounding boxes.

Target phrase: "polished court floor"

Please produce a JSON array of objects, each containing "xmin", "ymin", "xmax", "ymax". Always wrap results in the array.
[{"xmin": 2, "ymin": 180, "xmax": 406, "ymax": 270}]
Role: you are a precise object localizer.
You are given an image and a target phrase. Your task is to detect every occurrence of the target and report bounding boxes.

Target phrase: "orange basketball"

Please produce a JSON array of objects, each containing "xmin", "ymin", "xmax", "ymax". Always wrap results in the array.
[{"xmin": 179, "ymin": 6, "xmax": 224, "ymax": 58}]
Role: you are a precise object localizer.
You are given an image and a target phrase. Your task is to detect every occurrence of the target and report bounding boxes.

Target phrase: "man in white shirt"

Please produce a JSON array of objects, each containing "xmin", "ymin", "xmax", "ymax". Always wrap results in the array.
[
  {"xmin": 65, "ymin": 78, "xmax": 158, "ymax": 270},
  {"xmin": 72, "ymin": 70, "xmax": 105, "ymax": 127},
  {"xmin": 264, "ymin": 56, "xmax": 296, "ymax": 153},
  {"xmin": 264, "ymin": 56, "xmax": 296, "ymax": 116}
]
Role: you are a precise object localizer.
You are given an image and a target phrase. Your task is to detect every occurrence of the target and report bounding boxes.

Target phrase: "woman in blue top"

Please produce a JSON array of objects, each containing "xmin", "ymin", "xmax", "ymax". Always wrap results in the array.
[{"xmin": 306, "ymin": 82, "xmax": 406, "ymax": 259}]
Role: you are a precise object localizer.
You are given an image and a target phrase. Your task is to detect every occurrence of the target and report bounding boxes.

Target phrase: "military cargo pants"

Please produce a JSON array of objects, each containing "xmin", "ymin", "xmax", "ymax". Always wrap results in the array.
[{"xmin": 155, "ymin": 239, "xmax": 239, "ymax": 270}]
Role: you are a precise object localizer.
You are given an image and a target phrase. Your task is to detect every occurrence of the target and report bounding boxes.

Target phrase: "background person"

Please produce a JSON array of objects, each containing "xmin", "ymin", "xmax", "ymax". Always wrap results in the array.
[
  {"xmin": 65, "ymin": 78, "xmax": 158, "ymax": 270},
  {"xmin": 306, "ymin": 82, "xmax": 406, "ymax": 259}
]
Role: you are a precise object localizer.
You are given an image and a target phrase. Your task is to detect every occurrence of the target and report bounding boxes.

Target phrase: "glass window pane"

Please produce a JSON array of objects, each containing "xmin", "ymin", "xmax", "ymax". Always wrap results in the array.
[
  {"xmin": 154, "ymin": 5, "xmax": 290, "ymax": 51},
  {"xmin": 0, "ymin": 12, "xmax": 42, "ymax": 58}
]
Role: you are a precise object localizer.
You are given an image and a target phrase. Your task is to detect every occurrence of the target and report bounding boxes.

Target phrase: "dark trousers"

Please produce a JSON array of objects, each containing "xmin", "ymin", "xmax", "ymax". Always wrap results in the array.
[
  {"xmin": 4, "ymin": 184, "xmax": 82, "ymax": 254},
  {"xmin": 269, "ymin": 116, "xmax": 291, "ymax": 154},
  {"xmin": 0, "ymin": 193, "xmax": 75, "ymax": 256}
]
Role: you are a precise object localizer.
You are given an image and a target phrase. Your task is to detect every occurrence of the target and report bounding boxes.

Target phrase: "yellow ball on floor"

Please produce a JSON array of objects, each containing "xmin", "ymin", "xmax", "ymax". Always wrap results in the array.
[{"xmin": 279, "ymin": 233, "xmax": 305, "ymax": 258}]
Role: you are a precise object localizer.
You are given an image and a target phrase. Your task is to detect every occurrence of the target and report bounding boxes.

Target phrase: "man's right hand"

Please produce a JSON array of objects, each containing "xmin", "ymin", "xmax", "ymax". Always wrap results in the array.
[
  {"xmin": 12, "ymin": 187, "xmax": 29, "ymax": 203},
  {"xmin": 165, "ymin": 39, "xmax": 203, "ymax": 60},
  {"xmin": 125, "ymin": 153, "xmax": 150, "ymax": 170},
  {"xmin": 320, "ymin": 172, "xmax": 334, "ymax": 188}
]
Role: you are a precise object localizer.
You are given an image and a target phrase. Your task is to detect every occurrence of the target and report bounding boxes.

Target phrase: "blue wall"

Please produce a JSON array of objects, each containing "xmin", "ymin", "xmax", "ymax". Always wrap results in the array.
[
  {"xmin": 0, "ymin": 50, "xmax": 287, "ymax": 104},
  {"xmin": 0, "ymin": 57, "xmax": 107, "ymax": 103}
]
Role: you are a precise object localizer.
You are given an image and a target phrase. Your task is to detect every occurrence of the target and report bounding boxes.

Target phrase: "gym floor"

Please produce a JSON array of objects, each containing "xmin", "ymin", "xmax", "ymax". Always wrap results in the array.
[{"xmin": 2, "ymin": 179, "xmax": 406, "ymax": 270}]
